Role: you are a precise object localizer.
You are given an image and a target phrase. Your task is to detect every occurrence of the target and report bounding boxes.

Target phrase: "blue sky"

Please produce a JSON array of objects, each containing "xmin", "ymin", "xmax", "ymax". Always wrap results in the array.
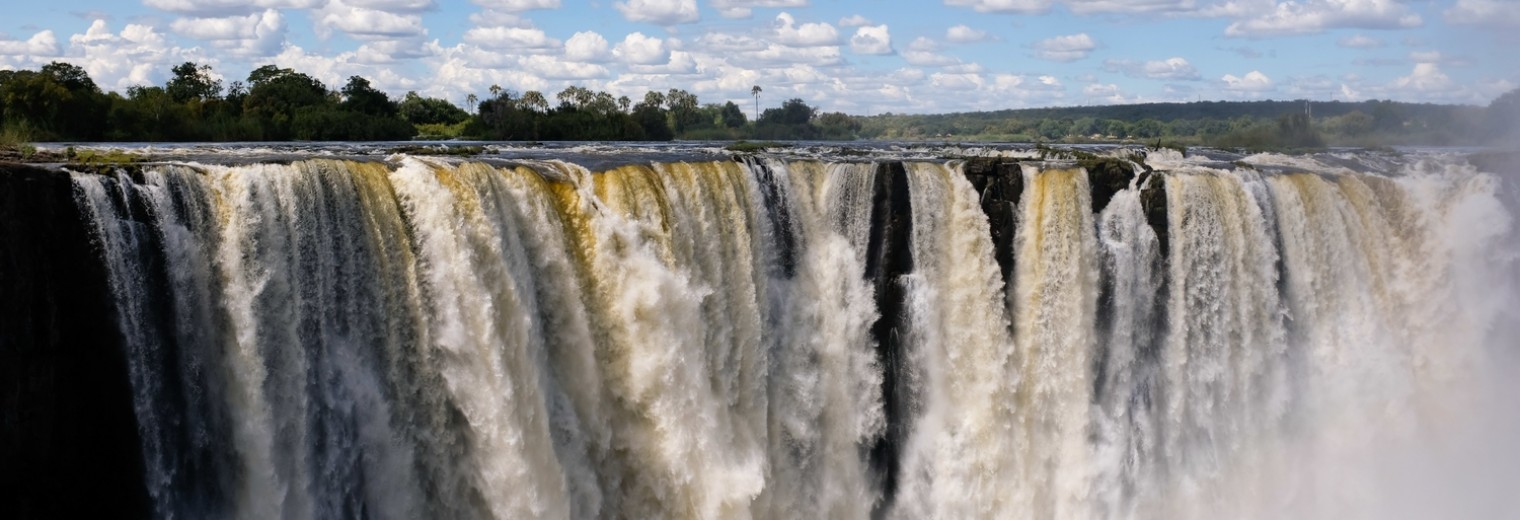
[{"xmin": 1, "ymin": 0, "xmax": 1516, "ymax": 114}]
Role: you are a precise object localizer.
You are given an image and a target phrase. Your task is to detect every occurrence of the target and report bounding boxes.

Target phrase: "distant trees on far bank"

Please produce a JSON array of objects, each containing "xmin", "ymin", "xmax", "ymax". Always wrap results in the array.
[
  {"xmin": 0, "ymin": 61, "xmax": 855, "ymax": 143},
  {"xmin": 2, "ymin": 60, "xmax": 1515, "ymax": 148}
]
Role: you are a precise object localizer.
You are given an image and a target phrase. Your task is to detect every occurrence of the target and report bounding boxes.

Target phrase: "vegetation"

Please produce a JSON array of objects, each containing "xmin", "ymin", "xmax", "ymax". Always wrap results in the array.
[
  {"xmin": 858, "ymin": 96, "xmax": 1518, "ymax": 150},
  {"xmin": 1, "ymin": 60, "xmax": 1516, "ymax": 150}
]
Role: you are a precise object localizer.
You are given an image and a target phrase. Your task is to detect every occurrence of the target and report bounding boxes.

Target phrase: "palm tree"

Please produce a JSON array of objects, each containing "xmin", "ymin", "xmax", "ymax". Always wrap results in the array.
[
  {"xmin": 522, "ymin": 90, "xmax": 548, "ymax": 113},
  {"xmin": 751, "ymin": 85, "xmax": 762, "ymax": 122}
]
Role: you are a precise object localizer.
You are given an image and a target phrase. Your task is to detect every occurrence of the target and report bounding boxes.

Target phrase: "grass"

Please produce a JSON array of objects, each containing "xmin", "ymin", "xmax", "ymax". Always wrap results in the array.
[
  {"xmin": 0, "ymin": 125, "xmax": 39, "ymax": 159},
  {"xmin": 414, "ymin": 121, "xmax": 471, "ymax": 140}
]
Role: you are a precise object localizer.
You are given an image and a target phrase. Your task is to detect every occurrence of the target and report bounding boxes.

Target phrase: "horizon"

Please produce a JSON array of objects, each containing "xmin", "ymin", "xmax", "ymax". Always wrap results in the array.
[{"xmin": 2, "ymin": 1, "xmax": 1516, "ymax": 116}]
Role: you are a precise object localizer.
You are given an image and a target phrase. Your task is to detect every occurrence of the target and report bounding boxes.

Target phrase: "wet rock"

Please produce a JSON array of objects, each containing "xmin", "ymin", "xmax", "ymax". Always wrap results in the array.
[
  {"xmin": 865, "ymin": 160, "xmax": 915, "ymax": 515},
  {"xmin": 0, "ymin": 163, "xmax": 151, "ymax": 519}
]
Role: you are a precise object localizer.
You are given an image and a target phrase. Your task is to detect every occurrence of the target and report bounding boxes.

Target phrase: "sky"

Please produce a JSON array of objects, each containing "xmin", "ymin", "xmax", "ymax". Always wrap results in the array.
[{"xmin": 0, "ymin": 0, "xmax": 1516, "ymax": 115}]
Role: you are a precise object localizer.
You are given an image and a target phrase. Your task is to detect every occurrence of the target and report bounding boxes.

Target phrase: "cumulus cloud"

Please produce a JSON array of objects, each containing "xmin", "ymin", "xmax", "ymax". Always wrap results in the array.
[
  {"xmin": 1064, "ymin": 0, "xmax": 1197, "ymax": 14},
  {"xmin": 1445, "ymin": 0, "xmax": 1520, "ymax": 29},
  {"xmin": 613, "ymin": 32, "xmax": 670, "ymax": 65},
  {"xmin": 838, "ymin": 15, "xmax": 873, "ymax": 27},
  {"xmin": 1103, "ymin": 57, "xmax": 1200, "ymax": 80},
  {"xmin": 62, "ymin": 20, "xmax": 206, "ymax": 91},
  {"xmin": 316, "ymin": 1, "xmax": 429, "ymax": 39},
  {"xmin": 0, "ymin": 31, "xmax": 60, "ymax": 57},
  {"xmin": 850, "ymin": 25, "xmax": 894, "ymax": 55},
  {"xmin": 170, "ymin": 9, "xmax": 287, "ymax": 56},
  {"xmin": 565, "ymin": 31, "xmax": 611, "ymax": 62},
  {"xmin": 354, "ymin": 38, "xmax": 443, "ymax": 63},
  {"xmin": 773, "ymin": 12, "xmax": 839, "ymax": 47},
  {"xmin": 615, "ymin": 0, "xmax": 700, "ymax": 25},
  {"xmin": 1219, "ymin": 0, "xmax": 1422, "ymax": 37},
  {"xmin": 946, "ymin": 24, "xmax": 993, "ymax": 43},
  {"xmin": 143, "ymin": 0, "xmax": 326, "ymax": 16},
  {"xmin": 712, "ymin": 0, "xmax": 808, "ymax": 19},
  {"xmin": 902, "ymin": 37, "xmax": 960, "ymax": 66},
  {"xmin": 1338, "ymin": 34, "xmax": 1384, "ymax": 48},
  {"xmin": 472, "ymin": 0, "xmax": 561, "ymax": 10},
  {"xmin": 1392, "ymin": 62, "xmax": 1456, "ymax": 93},
  {"xmin": 1033, "ymin": 33, "xmax": 1096, "ymax": 62},
  {"xmin": 944, "ymin": 0, "xmax": 1054, "ymax": 14},
  {"xmin": 519, "ymin": 54, "xmax": 610, "ymax": 79},
  {"xmin": 1222, "ymin": 70, "xmax": 1274, "ymax": 92},
  {"xmin": 463, "ymin": 26, "xmax": 561, "ymax": 49}
]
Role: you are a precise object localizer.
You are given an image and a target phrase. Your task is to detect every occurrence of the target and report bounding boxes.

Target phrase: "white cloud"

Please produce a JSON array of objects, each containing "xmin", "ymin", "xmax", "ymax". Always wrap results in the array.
[
  {"xmin": 520, "ymin": 54, "xmax": 609, "ymax": 79},
  {"xmin": 1337, "ymin": 34, "xmax": 1384, "ymax": 48},
  {"xmin": 463, "ymin": 26, "xmax": 561, "ymax": 49},
  {"xmin": 711, "ymin": 0, "xmax": 808, "ymax": 19},
  {"xmin": 615, "ymin": 0, "xmax": 700, "ymax": 25},
  {"xmin": 1221, "ymin": 70, "xmax": 1274, "ymax": 92},
  {"xmin": 1064, "ymin": 0, "xmax": 1197, "ymax": 14},
  {"xmin": 613, "ymin": 32, "xmax": 670, "ymax": 65},
  {"xmin": 1085, "ymin": 82, "xmax": 1121, "ymax": 97},
  {"xmin": 1221, "ymin": 0, "xmax": 1422, "ymax": 37},
  {"xmin": 472, "ymin": 0, "xmax": 561, "ymax": 11},
  {"xmin": 0, "ymin": 31, "xmax": 60, "ymax": 57},
  {"xmin": 565, "ymin": 31, "xmax": 611, "ymax": 62},
  {"xmin": 1392, "ymin": 62, "xmax": 1456, "ymax": 93},
  {"xmin": 629, "ymin": 50, "xmax": 700, "ymax": 74},
  {"xmin": 850, "ymin": 25, "xmax": 894, "ymax": 55},
  {"xmin": 1033, "ymin": 33, "xmax": 1096, "ymax": 62},
  {"xmin": 838, "ymin": 15, "xmax": 873, "ymax": 27},
  {"xmin": 317, "ymin": 1, "xmax": 428, "ymax": 39},
  {"xmin": 60, "ymin": 21, "xmax": 208, "ymax": 91},
  {"xmin": 143, "ymin": 0, "xmax": 326, "ymax": 16},
  {"xmin": 1445, "ymin": 0, "xmax": 1520, "ymax": 29},
  {"xmin": 345, "ymin": 0, "xmax": 436, "ymax": 11},
  {"xmin": 944, "ymin": 0, "xmax": 1054, "ymax": 15},
  {"xmin": 773, "ymin": 13, "xmax": 839, "ymax": 47},
  {"xmin": 170, "ymin": 9, "xmax": 287, "ymax": 56},
  {"xmin": 901, "ymin": 37, "xmax": 965, "ymax": 66},
  {"xmin": 354, "ymin": 38, "xmax": 443, "ymax": 63},
  {"xmin": 1104, "ymin": 57, "xmax": 1200, "ymax": 80},
  {"xmin": 946, "ymin": 24, "xmax": 993, "ymax": 43}
]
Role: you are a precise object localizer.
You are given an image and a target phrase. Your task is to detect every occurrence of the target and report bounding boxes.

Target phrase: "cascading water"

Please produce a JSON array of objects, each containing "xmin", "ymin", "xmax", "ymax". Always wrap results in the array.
[{"xmin": 32, "ymin": 147, "xmax": 1519, "ymax": 520}]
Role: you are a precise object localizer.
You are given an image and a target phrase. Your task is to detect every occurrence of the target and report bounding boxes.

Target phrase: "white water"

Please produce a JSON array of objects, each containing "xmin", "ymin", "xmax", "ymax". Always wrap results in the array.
[{"xmin": 72, "ymin": 152, "xmax": 1519, "ymax": 519}]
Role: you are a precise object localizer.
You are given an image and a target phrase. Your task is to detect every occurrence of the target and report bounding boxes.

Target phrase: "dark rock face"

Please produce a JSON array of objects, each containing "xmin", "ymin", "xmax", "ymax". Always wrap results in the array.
[
  {"xmin": 1080, "ymin": 157, "xmax": 1137, "ymax": 215},
  {"xmin": 962, "ymin": 158, "xmax": 1024, "ymax": 291},
  {"xmin": 864, "ymin": 161, "xmax": 915, "ymax": 516},
  {"xmin": 0, "ymin": 163, "xmax": 151, "ymax": 519},
  {"xmin": 1138, "ymin": 172, "xmax": 1170, "ymax": 256}
]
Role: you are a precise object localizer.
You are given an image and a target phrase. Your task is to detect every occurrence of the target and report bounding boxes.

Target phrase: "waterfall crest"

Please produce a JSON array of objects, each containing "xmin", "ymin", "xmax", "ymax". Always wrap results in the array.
[{"xmin": 63, "ymin": 152, "xmax": 1519, "ymax": 519}]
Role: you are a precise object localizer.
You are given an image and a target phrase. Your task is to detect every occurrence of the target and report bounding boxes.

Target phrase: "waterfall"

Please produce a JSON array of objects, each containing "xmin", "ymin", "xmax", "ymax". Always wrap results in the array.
[{"xmin": 51, "ymin": 151, "xmax": 1519, "ymax": 519}]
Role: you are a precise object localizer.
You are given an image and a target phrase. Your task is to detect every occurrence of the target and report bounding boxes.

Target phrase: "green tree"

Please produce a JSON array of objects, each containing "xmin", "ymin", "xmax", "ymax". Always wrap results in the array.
[
  {"xmin": 165, "ymin": 62, "xmax": 222, "ymax": 103},
  {"xmin": 665, "ymin": 88, "xmax": 701, "ymax": 133},
  {"xmin": 242, "ymin": 65, "xmax": 331, "ymax": 139},
  {"xmin": 398, "ymin": 91, "xmax": 469, "ymax": 125},
  {"xmin": 340, "ymin": 76, "xmax": 397, "ymax": 117},
  {"xmin": 719, "ymin": 101, "xmax": 746, "ymax": 128}
]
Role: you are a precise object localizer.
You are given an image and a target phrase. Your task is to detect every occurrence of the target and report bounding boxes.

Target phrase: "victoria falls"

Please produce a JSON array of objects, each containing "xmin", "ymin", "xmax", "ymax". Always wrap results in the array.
[
  {"xmin": 3, "ymin": 143, "xmax": 1518, "ymax": 519},
  {"xmin": 5, "ymin": 0, "xmax": 1520, "ymax": 518}
]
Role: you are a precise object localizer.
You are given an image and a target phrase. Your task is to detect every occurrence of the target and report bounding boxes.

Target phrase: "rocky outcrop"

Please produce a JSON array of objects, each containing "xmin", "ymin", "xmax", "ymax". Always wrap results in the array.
[
  {"xmin": 0, "ymin": 163, "xmax": 151, "ymax": 519},
  {"xmin": 865, "ymin": 161, "xmax": 915, "ymax": 514},
  {"xmin": 962, "ymin": 158, "xmax": 1025, "ymax": 290}
]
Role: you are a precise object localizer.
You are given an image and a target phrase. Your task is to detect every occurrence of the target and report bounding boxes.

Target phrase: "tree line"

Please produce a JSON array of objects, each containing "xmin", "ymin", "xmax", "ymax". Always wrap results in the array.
[
  {"xmin": 858, "ymin": 94, "xmax": 1520, "ymax": 148},
  {"xmin": 2, "ymin": 60, "xmax": 1514, "ymax": 147},
  {"xmin": 0, "ymin": 61, "xmax": 857, "ymax": 143}
]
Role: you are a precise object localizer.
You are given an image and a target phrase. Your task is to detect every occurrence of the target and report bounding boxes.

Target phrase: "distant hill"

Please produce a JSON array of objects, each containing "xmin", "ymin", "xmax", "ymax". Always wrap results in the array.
[{"xmin": 856, "ymin": 99, "xmax": 1498, "ymax": 149}]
